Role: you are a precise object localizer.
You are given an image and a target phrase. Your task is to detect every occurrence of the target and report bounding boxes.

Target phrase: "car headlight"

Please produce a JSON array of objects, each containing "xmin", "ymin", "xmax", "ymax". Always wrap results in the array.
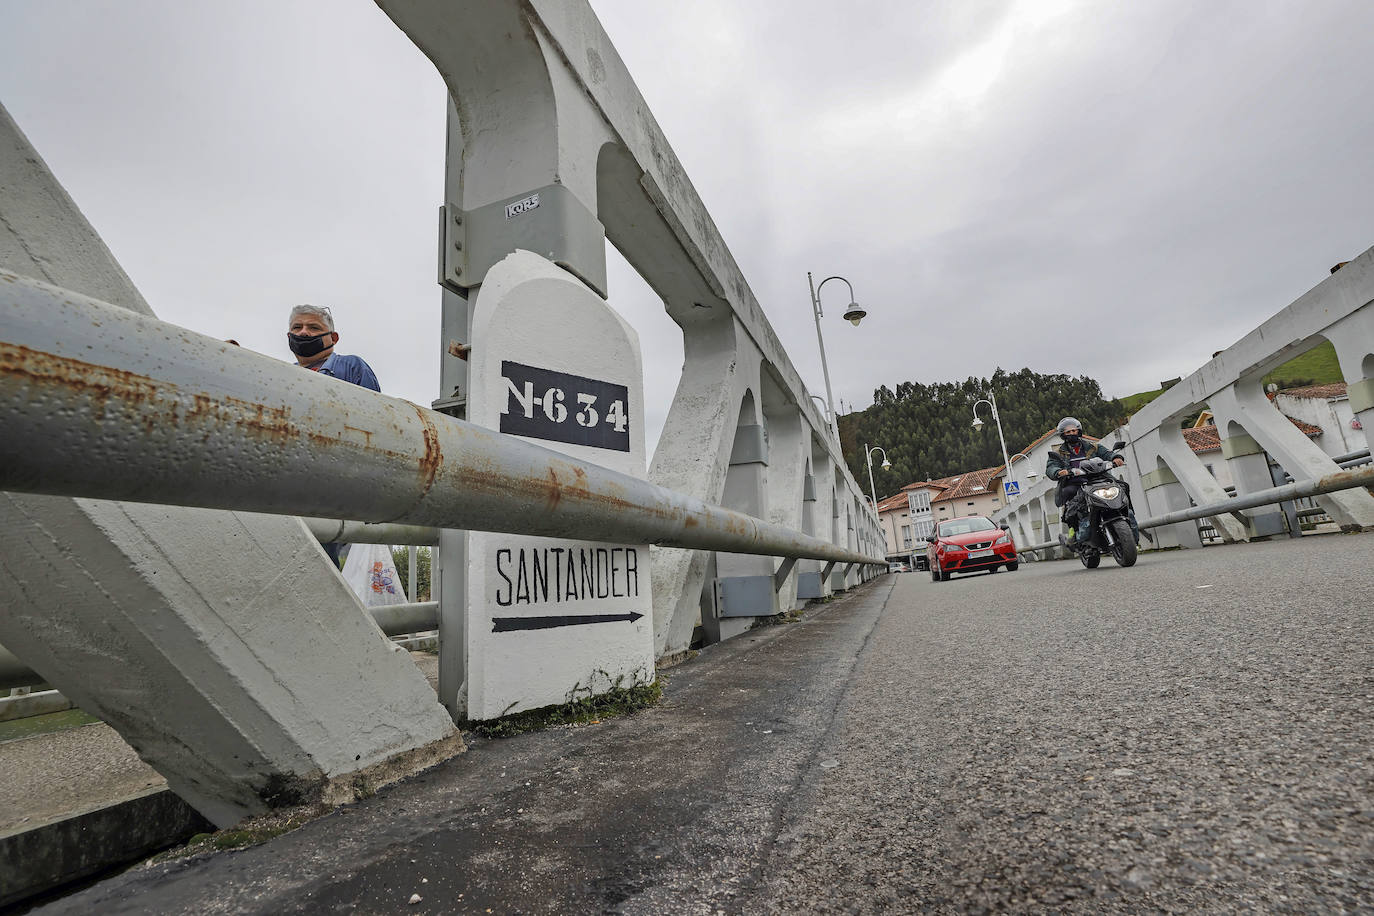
[
  {"xmin": 1092, "ymin": 485, "xmax": 1120, "ymax": 500},
  {"xmin": 994, "ymin": 533, "xmax": 1010, "ymax": 545}
]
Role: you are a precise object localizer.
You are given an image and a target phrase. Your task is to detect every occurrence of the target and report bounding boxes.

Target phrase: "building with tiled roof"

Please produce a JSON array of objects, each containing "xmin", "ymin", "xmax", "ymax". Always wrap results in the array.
[
  {"xmin": 1274, "ymin": 382, "xmax": 1364, "ymax": 457},
  {"xmin": 1278, "ymin": 382, "xmax": 1348, "ymax": 400},
  {"xmin": 929, "ymin": 465, "xmax": 1006, "ymax": 522},
  {"xmin": 1184, "ymin": 412, "xmax": 1324, "ymax": 490}
]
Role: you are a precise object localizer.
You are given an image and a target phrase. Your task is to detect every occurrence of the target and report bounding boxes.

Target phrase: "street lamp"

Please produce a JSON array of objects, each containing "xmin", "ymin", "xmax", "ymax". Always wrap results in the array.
[
  {"xmin": 1009, "ymin": 451, "xmax": 1040, "ymax": 485},
  {"xmin": 864, "ymin": 443, "xmax": 891, "ymax": 511},
  {"xmin": 807, "ymin": 272, "xmax": 868, "ymax": 440},
  {"xmin": 972, "ymin": 391, "xmax": 1017, "ymax": 501},
  {"xmin": 808, "ymin": 394, "xmax": 830, "ymax": 425}
]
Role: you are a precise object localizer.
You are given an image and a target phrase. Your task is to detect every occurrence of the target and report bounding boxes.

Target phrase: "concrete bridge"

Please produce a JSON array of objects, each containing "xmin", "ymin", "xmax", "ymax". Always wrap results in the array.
[
  {"xmin": 27, "ymin": 535, "xmax": 1374, "ymax": 913},
  {"xmin": 1, "ymin": 0, "xmax": 1372, "ymax": 909}
]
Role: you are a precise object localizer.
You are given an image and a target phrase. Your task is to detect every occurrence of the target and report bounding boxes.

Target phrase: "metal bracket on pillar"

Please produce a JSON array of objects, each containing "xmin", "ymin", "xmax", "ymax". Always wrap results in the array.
[
  {"xmin": 441, "ymin": 186, "xmax": 608, "ymax": 297},
  {"xmin": 795, "ymin": 571, "xmax": 823, "ymax": 599},
  {"xmin": 1348, "ymin": 377, "xmax": 1374, "ymax": 415},
  {"xmin": 842, "ymin": 562, "xmax": 856, "ymax": 579},
  {"xmin": 803, "ymin": 474, "xmax": 817, "ymax": 502},
  {"xmin": 1140, "ymin": 466, "xmax": 1179, "ymax": 491},
  {"xmin": 730, "ymin": 424, "xmax": 769, "ymax": 466},
  {"xmin": 773, "ymin": 557, "xmax": 798, "ymax": 592},
  {"xmin": 715, "ymin": 576, "xmax": 781, "ymax": 618},
  {"xmin": 821, "ymin": 560, "xmax": 838, "ymax": 579}
]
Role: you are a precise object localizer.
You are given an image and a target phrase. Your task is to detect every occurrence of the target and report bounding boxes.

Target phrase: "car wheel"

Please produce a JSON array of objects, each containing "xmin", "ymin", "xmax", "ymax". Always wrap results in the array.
[
  {"xmin": 988, "ymin": 565, "xmax": 999, "ymax": 573},
  {"xmin": 930, "ymin": 562, "xmax": 940, "ymax": 583},
  {"xmin": 1006, "ymin": 561, "xmax": 1019, "ymax": 572}
]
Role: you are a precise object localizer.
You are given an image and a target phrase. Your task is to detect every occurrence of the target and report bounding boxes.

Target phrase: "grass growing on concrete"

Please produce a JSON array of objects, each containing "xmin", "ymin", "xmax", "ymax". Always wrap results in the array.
[
  {"xmin": 148, "ymin": 803, "xmax": 330, "ymax": 864},
  {"xmin": 0, "ymin": 708, "xmax": 100, "ymax": 743},
  {"xmin": 464, "ymin": 675, "xmax": 664, "ymax": 739},
  {"xmin": 754, "ymin": 608, "xmax": 804, "ymax": 627}
]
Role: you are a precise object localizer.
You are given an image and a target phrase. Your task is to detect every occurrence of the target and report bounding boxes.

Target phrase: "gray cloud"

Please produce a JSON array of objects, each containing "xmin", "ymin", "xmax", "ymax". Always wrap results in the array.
[{"xmin": 3, "ymin": 0, "xmax": 1370, "ymax": 454}]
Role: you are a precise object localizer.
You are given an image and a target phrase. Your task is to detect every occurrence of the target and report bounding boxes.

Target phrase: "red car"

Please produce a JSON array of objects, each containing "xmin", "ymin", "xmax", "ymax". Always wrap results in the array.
[{"xmin": 927, "ymin": 516, "xmax": 1018, "ymax": 581}]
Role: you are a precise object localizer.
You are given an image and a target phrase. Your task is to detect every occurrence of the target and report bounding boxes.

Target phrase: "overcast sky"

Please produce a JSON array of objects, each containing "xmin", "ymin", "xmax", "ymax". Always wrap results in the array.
[{"xmin": 2, "ymin": 0, "xmax": 1371, "ymax": 454}]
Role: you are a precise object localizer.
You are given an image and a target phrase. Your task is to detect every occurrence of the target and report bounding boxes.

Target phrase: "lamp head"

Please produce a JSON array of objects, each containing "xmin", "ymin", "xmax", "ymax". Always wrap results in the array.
[
  {"xmin": 971, "ymin": 416, "xmax": 984, "ymax": 430},
  {"xmin": 842, "ymin": 303, "xmax": 866, "ymax": 326},
  {"xmin": 881, "ymin": 458, "xmax": 892, "ymax": 470},
  {"xmin": 1025, "ymin": 469, "xmax": 1039, "ymax": 481}
]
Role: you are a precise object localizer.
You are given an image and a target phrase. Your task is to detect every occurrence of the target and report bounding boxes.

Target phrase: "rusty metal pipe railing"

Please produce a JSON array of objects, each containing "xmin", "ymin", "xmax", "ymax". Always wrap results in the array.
[
  {"xmin": 299, "ymin": 517, "xmax": 440, "ymax": 546},
  {"xmin": 1017, "ymin": 463, "xmax": 1374, "ymax": 554},
  {"xmin": 0, "ymin": 271, "xmax": 883, "ymax": 566}
]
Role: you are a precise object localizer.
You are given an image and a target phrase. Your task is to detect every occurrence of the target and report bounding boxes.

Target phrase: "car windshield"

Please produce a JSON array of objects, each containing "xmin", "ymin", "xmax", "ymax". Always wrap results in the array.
[{"xmin": 938, "ymin": 518, "xmax": 996, "ymax": 537}]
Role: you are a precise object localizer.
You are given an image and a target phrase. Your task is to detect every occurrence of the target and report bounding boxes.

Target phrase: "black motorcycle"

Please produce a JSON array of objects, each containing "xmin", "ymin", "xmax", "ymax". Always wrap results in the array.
[{"xmin": 1061, "ymin": 454, "xmax": 1138, "ymax": 569}]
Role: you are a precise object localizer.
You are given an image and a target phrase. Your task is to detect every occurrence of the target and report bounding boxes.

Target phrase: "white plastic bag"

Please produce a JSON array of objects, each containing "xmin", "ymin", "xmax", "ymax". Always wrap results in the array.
[{"xmin": 340, "ymin": 543, "xmax": 408, "ymax": 607}]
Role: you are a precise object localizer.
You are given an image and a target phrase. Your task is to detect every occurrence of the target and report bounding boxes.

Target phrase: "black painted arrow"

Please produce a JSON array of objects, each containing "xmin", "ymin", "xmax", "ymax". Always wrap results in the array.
[{"xmin": 492, "ymin": 611, "xmax": 644, "ymax": 632}]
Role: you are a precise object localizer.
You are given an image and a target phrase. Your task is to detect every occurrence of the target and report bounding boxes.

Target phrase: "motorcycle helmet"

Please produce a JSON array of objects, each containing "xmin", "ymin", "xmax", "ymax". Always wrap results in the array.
[{"xmin": 1057, "ymin": 416, "xmax": 1083, "ymax": 444}]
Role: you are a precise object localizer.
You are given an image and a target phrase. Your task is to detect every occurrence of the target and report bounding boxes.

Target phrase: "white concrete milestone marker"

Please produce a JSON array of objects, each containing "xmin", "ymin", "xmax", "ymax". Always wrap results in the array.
[{"xmin": 465, "ymin": 250, "xmax": 653, "ymax": 720}]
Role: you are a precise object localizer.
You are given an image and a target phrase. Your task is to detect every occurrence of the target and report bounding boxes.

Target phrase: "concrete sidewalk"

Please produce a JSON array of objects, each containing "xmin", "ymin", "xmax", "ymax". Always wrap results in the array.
[{"xmin": 31, "ymin": 535, "xmax": 1374, "ymax": 913}]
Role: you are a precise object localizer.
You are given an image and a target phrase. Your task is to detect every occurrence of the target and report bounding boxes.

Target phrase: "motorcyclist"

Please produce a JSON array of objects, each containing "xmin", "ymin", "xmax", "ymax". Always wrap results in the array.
[{"xmin": 1046, "ymin": 417, "xmax": 1124, "ymax": 549}]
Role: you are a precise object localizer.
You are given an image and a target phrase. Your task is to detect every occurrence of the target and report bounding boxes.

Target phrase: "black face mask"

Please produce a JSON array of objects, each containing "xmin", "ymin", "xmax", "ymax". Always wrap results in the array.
[
  {"xmin": 1062, "ymin": 433, "xmax": 1082, "ymax": 446},
  {"xmin": 288, "ymin": 332, "xmax": 333, "ymax": 358}
]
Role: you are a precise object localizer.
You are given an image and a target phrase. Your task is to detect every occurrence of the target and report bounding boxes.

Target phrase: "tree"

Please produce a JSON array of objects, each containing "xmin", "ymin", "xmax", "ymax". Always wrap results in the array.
[
  {"xmin": 837, "ymin": 367, "xmax": 1127, "ymax": 497},
  {"xmin": 389, "ymin": 546, "xmax": 432, "ymax": 601}
]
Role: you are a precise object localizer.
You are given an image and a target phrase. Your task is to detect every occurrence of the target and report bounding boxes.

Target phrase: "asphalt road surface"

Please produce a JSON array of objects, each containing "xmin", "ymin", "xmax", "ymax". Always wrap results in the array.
[{"xmin": 38, "ymin": 533, "xmax": 1374, "ymax": 914}]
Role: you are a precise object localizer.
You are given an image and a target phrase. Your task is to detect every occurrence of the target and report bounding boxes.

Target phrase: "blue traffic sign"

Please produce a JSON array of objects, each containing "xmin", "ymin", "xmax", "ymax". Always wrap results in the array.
[{"xmin": 1004, "ymin": 481, "xmax": 1020, "ymax": 498}]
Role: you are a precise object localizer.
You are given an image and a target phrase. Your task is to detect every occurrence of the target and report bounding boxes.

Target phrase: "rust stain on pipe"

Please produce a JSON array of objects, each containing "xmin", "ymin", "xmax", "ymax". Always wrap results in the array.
[{"xmin": 411, "ymin": 403, "xmax": 443, "ymax": 501}]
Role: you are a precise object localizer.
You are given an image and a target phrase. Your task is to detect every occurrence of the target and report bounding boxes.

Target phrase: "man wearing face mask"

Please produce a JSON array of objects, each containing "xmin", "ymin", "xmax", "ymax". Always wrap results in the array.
[
  {"xmin": 1046, "ymin": 416, "xmax": 1124, "ymax": 549},
  {"xmin": 287, "ymin": 304, "xmax": 380, "ymax": 391},
  {"xmin": 288, "ymin": 305, "xmax": 380, "ymax": 565}
]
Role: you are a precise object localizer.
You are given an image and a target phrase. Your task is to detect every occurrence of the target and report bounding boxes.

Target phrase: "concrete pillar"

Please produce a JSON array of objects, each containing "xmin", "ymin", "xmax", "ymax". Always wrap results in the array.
[
  {"xmin": 1140, "ymin": 464, "xmax": 1204, "ymax": 549},
  {"xmin": 764, "ymin": 404, "xmax": 808, "ymax": 611},
  {"xmin": 797, "ymin": 442, "xmax": 834, "ymax": 601},
  {"xmin": 1217, "ymin": 426, "xmax": 1288, "ymax": 538},
  {"xmin": 1327, "ymin": 304, "xmax": 1374, "ymax": 462},
  {"xmin": 1154, "ymin": 425, "xmax": 1253, "ymax": 543},
  {"xmin": 648, "ymin": 318, "xmax": 750, "ymax": 658},
  {"xmin": 1209, "ymin": 380, "xmax": 1374, "ymax": 530},
  {"xmin": 707, "ymin": 393, "xmax": 778, "ymax": 643},
  {"xmin": 0, "ymin": 103, "xmax": 457, "ymax": 828}
]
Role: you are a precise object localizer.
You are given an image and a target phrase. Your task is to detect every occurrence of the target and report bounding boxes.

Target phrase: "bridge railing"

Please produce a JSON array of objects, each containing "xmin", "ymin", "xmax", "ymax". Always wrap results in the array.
[
  {"xmin": 992, "ymin": 247, "xmax": 1374, "ymax": 552},
  {"xmin": 0, "ymin": 269, "xmax": 881, "ymax": 569},
  {"xmin": 0, "ymin": 0, "xmax": 886, "ymax": 834}
]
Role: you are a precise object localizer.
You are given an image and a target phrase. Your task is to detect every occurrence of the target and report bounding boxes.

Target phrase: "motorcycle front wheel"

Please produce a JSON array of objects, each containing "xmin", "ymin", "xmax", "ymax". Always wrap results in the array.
[{"xmin": 1109, "ymin": 518, "xmax": 1137, "ymax": 567}]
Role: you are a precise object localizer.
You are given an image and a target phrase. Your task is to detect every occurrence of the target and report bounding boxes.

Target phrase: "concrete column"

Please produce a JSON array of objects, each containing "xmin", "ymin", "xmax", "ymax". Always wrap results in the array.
[
  {"xmin": 707, "ymin": 392, "xmax": 778, "ymax": 643},
  {"xmin": 1327, "ymin": 305, "xmax": 1374, "ymax": 461},
  {"xmin": 648, "ymin": 318, "xmax": 751, "ymax": 657},
  {"xmin": 1209, "ymin": 380, "xmax": 1374, "ymax": 530},
  {"xmin": 0, "ymin": 103, "xmax": 457, "ymax": 827},
  {"xmin": 797, "ymin": 442, "xmax": 834, "ymax": 601},
  {"xmin": 764, "ymin": 404, "xmax": 808, "ymax": 611},
  {"xmin": 1216, "ymin": 426, "xmax": 1288, "ymax": 538},
  {"xmin": 1154, "ymin": 425, "xmax": 1248, "ymax": 542},
  {"xmin": 1139, "ymin": 464, "xmax": 1204, "ymax": 549}
]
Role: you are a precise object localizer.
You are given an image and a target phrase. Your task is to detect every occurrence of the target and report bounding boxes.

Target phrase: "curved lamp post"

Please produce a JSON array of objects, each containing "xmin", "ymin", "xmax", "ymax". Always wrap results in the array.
[
  {"xmin": 1009, "ymin": 451, "xmax": 1040, "ymax": 486},
  {"xmin": 864, "ymin": 443, "xmax": 891, "ymax": 510},
  {"xmin": 807, "ymin": 273, "xmax": 868, "ymax": 441},
  {"xmin": 972, "ymin": 391, "xmax": 1017, "ymax": 500}
]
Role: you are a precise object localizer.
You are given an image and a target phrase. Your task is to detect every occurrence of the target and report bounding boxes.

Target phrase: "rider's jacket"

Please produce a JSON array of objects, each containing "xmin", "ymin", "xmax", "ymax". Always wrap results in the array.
[{"xmin": 1046, "ymin": 439, "xmax": 1119, "ymax": 507}]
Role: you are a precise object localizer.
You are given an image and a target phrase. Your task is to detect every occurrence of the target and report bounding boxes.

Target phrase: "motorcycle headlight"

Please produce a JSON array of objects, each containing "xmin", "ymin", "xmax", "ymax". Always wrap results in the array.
[{"xmin": 1092, "ymin": 485, "xmax": 1121, "ymax": 500}]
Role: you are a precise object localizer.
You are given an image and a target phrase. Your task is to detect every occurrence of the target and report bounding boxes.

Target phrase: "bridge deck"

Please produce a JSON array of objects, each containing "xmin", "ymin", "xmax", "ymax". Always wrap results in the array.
[{"xmin": 38, "ymin": 534, "xmax": 1374, "ymax": 913}]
